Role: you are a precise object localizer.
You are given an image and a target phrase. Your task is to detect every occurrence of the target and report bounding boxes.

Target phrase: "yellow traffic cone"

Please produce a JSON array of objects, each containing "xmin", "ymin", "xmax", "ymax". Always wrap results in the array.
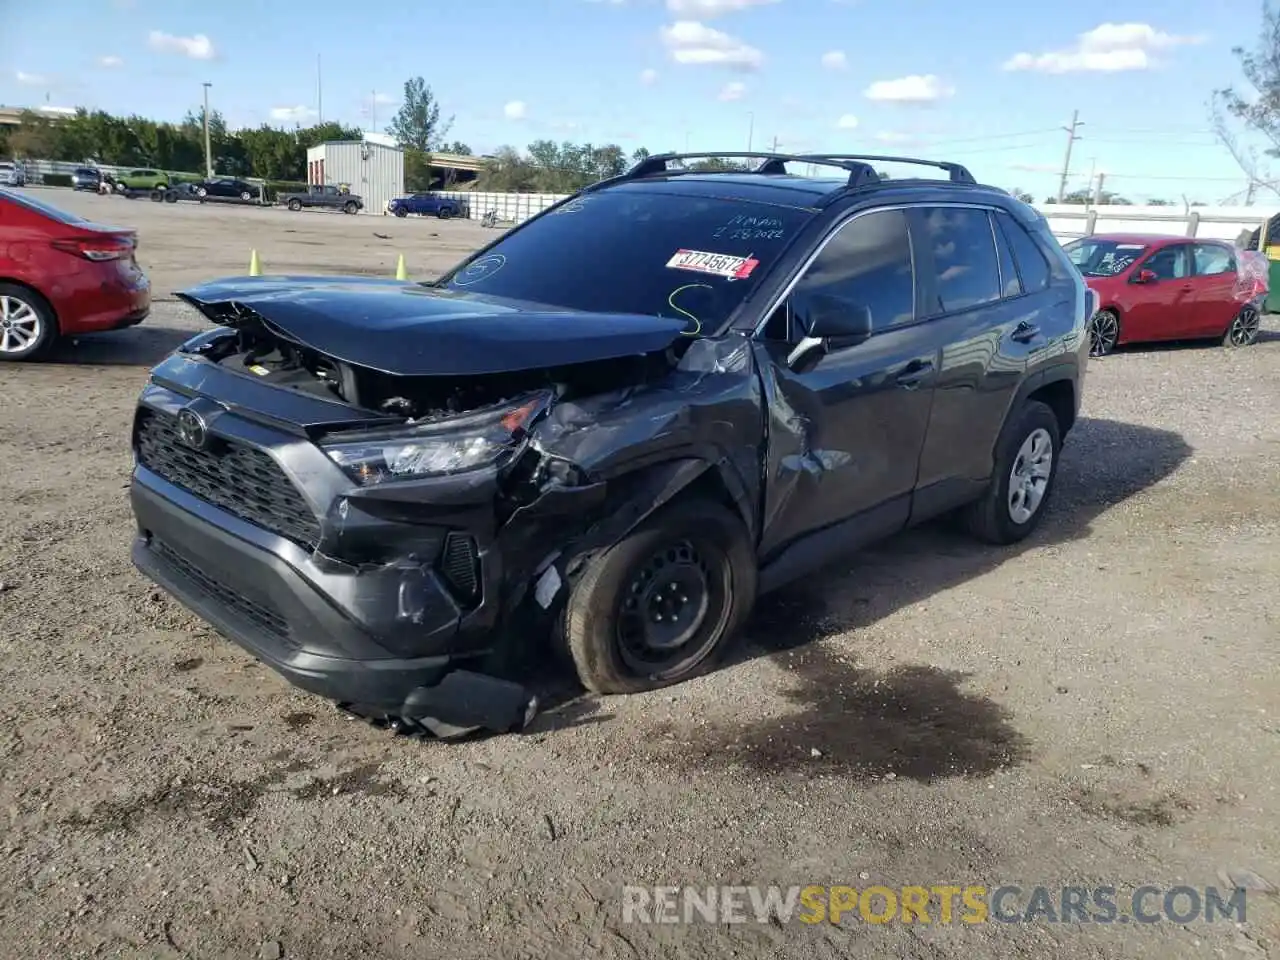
[
  {"xmin": 249, "ymin": 249, "xmax": 262, "ymax": 277},
  {"xmin": 395, "ymin": 253, "xmax": 408, "ymax": 281}
]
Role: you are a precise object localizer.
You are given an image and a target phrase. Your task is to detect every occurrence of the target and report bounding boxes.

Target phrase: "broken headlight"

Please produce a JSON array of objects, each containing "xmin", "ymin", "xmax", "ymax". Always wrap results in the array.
[{"xmin": 322, "ymin": 392, "xmax": 549, "ymax": 485}]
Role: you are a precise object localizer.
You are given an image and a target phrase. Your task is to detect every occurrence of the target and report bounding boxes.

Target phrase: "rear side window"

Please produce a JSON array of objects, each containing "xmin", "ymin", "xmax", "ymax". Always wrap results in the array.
[
  {"xmin": 996, "ymin": 211, "xmax": 1051, "ymax": 293},
  {"xmin": 917, "ymin": 207, "xmax": 1001, "ymax": 314},
  {"xmin": 991, "ymin": 213, "xmax": 1021, "ymax": 298},
  {"xmin": 790, "ymin": 209, "xmax": 916, "ymax": 332},
  {"xmin": 1192, "ymin": 243, "xmax": 1234, "ymax": 276}
]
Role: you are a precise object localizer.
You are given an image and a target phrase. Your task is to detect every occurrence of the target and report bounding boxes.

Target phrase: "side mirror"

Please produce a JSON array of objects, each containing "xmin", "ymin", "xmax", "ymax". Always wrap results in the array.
[
  {"xmin": 786, "ymin": 295, "xmax": 874, "ymax": 369},
  {"xmin": 807, "ymin": 295, "xmax": 874, "ymax": 345},
  {"xmin": 1132, "ymin": 269, "xmax": 1158, "ymax": 284}
]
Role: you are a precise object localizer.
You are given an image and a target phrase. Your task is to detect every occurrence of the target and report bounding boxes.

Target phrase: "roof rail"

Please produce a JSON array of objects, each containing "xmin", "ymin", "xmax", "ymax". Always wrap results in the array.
[
  {"xmin": 616, "ymin": 151, "xmax": 882, "ymax": 189},
  {"xmin": 797, "ymin": 153, "xmax": 975, "ymax": 184}
]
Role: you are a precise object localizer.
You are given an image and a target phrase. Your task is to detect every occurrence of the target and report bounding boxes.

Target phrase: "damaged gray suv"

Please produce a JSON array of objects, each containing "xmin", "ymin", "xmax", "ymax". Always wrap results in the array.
[{"xmin": 129, "ymin": 152, "xmax": 1091, "ymax": 736}]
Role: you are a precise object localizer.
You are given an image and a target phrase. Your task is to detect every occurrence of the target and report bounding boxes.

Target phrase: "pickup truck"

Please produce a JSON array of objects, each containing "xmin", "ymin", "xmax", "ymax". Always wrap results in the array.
[
  {"xmin": 279, "ymin": 184, "xmax": 363, "ymax": 214},
  {"xmin": 386, "ymin": 192, "xmax": 464, "ymax": 219}
]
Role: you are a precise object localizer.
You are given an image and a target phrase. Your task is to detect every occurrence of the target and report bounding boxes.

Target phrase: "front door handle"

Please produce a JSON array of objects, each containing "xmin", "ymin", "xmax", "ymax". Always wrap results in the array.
[
  {"xmin": 895, "ymin": 359, "xmax": 934, "ymax": 388},
  {"xmin": 1010, "ymin": 321, "xmax": 1041, "ymax": 343}
]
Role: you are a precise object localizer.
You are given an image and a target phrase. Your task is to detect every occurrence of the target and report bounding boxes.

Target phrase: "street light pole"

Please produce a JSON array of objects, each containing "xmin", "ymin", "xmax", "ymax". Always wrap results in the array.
[
  {"xmin": 202, "ymin": 82, "xmax": 213, "ymax": 178},
  {"xmin": 747, "ymin": 112, "xmax": 754, "ymax": 152}
]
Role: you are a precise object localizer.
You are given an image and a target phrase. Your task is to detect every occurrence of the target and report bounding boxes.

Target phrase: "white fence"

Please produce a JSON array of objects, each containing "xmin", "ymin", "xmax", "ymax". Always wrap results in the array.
[{"xmin": 435, "ymin": 190, "xmax": 567, "ymax": 224}]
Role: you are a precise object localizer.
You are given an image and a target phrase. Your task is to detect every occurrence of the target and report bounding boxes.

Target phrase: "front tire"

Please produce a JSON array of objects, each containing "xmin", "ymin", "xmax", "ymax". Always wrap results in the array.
[
  {"xmin": 1223, "ymin": 304, "xmax": 1262, "ymax": 347},
  {"xmin": 196, "ymin": 186, "xmax": 208, "ymax": 197},
  {"xmin": 438, "ymin": 207, "xmax": 453, "ymax": 220},
  {"xmin": 960, "ymin": 400, "xmax": 1062, "ymax": 545},
  {"xmin": 1088, "ymin": 308, "xmax": 1120, "ymax": 357},
  {"xmin": 563, "ymin": 498, "xmax": 757, "ymax": 695},
  {"xmin": 288, "ymin": 198, "xmax": 302, "ymax": 211},
  {"xmin": 343, "ymin": 201, "xmax": 359, "ymax": 215},
  {"xmin": 394, "ymin": 207, "xmax": 408, "ymax": 218},
  {"xmin": 0, "ymin": 284, "xmax": 58, "ymax": 362}
]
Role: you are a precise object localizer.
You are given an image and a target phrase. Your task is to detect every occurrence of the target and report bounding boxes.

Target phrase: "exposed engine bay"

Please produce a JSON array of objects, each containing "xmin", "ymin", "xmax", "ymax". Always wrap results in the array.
[{"xmin": 184, "ymin": 301, "xmax": 682, "ymax": 422}]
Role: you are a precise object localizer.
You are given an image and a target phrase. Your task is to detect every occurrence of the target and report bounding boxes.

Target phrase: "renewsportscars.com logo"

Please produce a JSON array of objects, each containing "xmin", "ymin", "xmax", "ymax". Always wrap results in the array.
[{"xmin": 621, "ymin": 885, "xmax": 1249, "ymax": 926}]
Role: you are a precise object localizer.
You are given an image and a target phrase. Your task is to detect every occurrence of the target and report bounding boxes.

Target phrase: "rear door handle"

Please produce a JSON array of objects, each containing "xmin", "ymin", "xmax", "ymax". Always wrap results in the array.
[
  {"xmin": 1010, "ymin": 321, "xmax": 1041, "ymax": 343},
  {"xmin": 895, "ymin": 359, "xmax": 934, "ymax": 388}
]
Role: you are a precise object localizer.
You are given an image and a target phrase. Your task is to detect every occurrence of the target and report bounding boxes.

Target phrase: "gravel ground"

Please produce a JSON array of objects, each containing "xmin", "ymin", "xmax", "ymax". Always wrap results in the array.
[{"xmin": 1, "ymin": 189, "xmax": 1278, "ymax": 959}]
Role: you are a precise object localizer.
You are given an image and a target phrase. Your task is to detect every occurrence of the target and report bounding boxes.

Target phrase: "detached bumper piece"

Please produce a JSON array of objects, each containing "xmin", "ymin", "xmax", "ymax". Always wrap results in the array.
[{"xmin": 131, "ymin": 474, "xmax": 539, "ymax": 738}]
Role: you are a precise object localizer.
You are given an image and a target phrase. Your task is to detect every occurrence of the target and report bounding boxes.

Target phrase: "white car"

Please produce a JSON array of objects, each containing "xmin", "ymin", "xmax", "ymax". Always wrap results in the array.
[{"xmin": 0, "ymin": 162, "xmax": 26, "ymax": 187}]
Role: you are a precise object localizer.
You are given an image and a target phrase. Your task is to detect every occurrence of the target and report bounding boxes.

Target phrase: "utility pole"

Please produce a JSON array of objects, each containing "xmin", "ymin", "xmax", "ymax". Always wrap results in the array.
[
  {"xmin": 1092, "ymin": 171, "xmax": 1106, "ymax": 207},
  {"xmin": 1056, "ymin": 109, "xmax": 1081, "ymax": 203},
  {"xmin": 201, "ymin": 82, "xmax": 213, "ymax": 178},
  {"xmin": 317, "ymin": 54, "xmax": 323, "ymax": 124},
  {"xmin": 371, "ymin": 90, "xmax": 378, "ymax": 132},
  {"xmin": 747, "ymin": 112, "xmax": 754, "ymax": 153},
  {"xmin": 770, "ymin": 134, "xmax": 779, "ymax": 152}
]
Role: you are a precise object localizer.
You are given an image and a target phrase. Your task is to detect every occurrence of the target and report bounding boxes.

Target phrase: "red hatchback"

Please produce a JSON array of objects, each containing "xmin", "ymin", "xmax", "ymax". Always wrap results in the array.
[
  {"xmin": 1064, "ymin": 233, "xmax": 1264, "ymax": 357},
  {"xmin": 0, "ymin": 187, "xmax": 150, "ymax": 361}
]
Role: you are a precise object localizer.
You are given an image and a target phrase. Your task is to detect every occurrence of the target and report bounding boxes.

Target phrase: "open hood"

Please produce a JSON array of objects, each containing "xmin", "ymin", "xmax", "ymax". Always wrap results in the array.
[{"xmin": 177, "ymin": 275, "xmax": 692, "ymax": 377}]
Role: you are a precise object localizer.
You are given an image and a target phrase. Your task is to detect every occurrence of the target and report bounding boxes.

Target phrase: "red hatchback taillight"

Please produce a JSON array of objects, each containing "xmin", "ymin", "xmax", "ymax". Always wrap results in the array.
[{"xmin": 51, "ymin": 234, "xmax": 135, "ymax": 262}]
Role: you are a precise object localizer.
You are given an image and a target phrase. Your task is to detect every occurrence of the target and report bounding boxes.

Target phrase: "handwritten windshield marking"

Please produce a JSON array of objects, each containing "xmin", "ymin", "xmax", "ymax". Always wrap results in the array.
[
  {"xmin": 667, "ymin": 283, "xmax": 712, "ymax": 337},
  {"xmin": 713, "ymin": 213, "xmax": 786, "ymax": 242},
  {"xmin": 453, "ymin": 254, "xmax": 507, "ymax": 286}
]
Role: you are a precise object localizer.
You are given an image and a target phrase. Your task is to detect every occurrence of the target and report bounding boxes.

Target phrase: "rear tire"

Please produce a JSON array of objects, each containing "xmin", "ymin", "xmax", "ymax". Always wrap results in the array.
[
  {"xmin": 196, "ymin": 186, "xmax": 208, "ymax": 198},
  {"xmin": 1088, "ymin": 308, "xmax": 1120, "ymax": 357},
  {"xmin": 288, "ymin": 198, "xmax": 302, "ymax": 212},
  {"xmin": 562, "ymin": 498, "xmax": 757, "ymax": 695},
  {"xmin": 960, "ymin": 400, "xmax": 1062, "ymax": 545},
  {"xmin": 1223, "ymin": 304, "xmax": 1261, "ymax": 347},
  {"xmin": 0, "ymin": 283, "xmax": 58, "ymax": 362},
  {"xmin": 438, "ymin": 207, "xmax": 453, "ymax": 220}
]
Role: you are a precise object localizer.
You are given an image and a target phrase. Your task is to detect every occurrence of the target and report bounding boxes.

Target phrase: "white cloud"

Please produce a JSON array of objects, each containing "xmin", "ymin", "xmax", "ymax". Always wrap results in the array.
[
  {"xmin": 718, "ymin": 81, "xmax": 747, "ymax": 101},
  {"xmin": 1003, "ymin": 22, "xmax": 1204, "ymax": 74},
  {"xmin": 97, "ymin": 55, "xmax": 124, "ymax": 68},
  {"xmin": 660, "ymin": 20, "xmax": 764, "ymax": 70},
  {"xmin": 836, "ymin": 113, "xmax": 859, "ymax": 129},
  {"xmin": 821, "ymin": 50, "xmax": 847, "ymax": 70},
  {"xmin": 372, "ymin": 92, "xmax": 396, "ymax": 105},
  {"xmin": 270, "ymin": 105, "xmax": 317, "ymax": 122},
  {"xmin": 640, "ymin": 68, "xmax": 659, "ymax": 84},
  {"xmin": 864, "ymin": 74, "xmax": 954, "ymax": 103},
  {"xmin": 148, "ymin": 30, "xmax": 217, "ymax": 60},
  {"xmin": 504, "ymin": 100, "xmax": 528, "ymax": 120},
  {"xmin": 15, "ymin": 71, "xmax": 48, "ymax": 85},
  {"xmin": 666, "ymin": 0, "xmax": 780, "ymax": 15}
]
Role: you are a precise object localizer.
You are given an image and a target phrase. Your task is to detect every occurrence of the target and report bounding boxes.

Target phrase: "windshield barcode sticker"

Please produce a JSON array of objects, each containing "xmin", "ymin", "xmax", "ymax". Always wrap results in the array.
[{"xmin": 666, "ymin": 248, "xmax": 760, "ymax": 280}]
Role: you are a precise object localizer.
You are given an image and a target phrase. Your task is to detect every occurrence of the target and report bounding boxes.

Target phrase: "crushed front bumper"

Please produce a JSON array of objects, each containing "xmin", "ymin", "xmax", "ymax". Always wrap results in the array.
[{"xmin": 130, "ymin": 469, "xmax": 537, "ymax": 733}]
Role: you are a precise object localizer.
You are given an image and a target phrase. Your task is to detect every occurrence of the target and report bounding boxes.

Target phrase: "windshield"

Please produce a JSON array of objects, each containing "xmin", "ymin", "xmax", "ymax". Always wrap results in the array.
[
  {"xmin": 0, "ymin": 188, "xmax": 87, "ymax": 224},
  {"xmin": 1064, "ymin": 238, "xmax": 1149, "ymax": 277},
  {"xmin": 438, "ymin": 188, "xmax": 814, "ymax": 333}
]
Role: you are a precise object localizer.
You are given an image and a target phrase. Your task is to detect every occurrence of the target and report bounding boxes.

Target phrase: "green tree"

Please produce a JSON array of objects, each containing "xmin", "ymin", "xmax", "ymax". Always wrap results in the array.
[
  {"xmin": 440, "ymin": 140, "xmax": 472, "ymax": 155},
  {"xmin": 386, "ymin": 76, "xmax": 452, "ymax": 151},
  {"xmin": 1212, "ymin": 2, "xmax": 1280, "ymax": 196}
]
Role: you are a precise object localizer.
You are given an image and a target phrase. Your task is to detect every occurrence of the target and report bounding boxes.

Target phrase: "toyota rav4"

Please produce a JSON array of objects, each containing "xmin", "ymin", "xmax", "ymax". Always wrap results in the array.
[{"xmin": 128, "ymin": 152, "xmax": 1091, "ymax": 737}]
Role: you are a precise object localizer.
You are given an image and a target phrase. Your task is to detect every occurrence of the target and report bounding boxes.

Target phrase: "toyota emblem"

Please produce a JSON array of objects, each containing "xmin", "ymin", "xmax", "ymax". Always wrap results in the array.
[{"xmin": 176, "ymin": 407, "xmax": 209, "ymax": 449}]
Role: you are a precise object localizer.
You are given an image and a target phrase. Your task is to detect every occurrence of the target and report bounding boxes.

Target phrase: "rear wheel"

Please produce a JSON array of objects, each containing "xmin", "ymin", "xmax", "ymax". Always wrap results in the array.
[
  {"xmin": 1223, "ymin": 304, "xmax": 1261, "ymax": 347},
  {"xmin": 240, "ymin": 190, "xmax": 252, "ymax": 201},
  {"xmin": 288, "ymin": 198, "xmax": 302, "ymax": 211},
  {"xmin": 562, "ymin": 498, "xmax": 756, "ymax": 695},
  {"xmin": 0, "ymin": 284, "xmax": 57, "ymax": 362},
  {"xmin": 196, "ymin": 186, "xmax": 208, "ymax": 198},
  {"xmin": 960, "ymin": 400, "xmax": 1062, "ymax": 545},
  {"xmin": 1088, "ymin": 309, "xmax": 1120, "ymax": 357},
  {"xmin": 438, "ymin": 207, "xmax": 453, "ymax": 220}
]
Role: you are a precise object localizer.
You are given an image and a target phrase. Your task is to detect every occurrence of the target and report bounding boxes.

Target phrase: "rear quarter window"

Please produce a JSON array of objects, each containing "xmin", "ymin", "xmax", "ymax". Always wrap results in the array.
[{"xmin": 996, "ymin": 211, "xmax": 1052, "ymax": 292}]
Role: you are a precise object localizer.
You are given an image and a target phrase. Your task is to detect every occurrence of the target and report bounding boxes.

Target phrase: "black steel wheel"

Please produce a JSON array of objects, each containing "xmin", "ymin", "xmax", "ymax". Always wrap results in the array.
[{"xmin": 562, "ymin": 497, "xmax": 756, "ymax": 694}]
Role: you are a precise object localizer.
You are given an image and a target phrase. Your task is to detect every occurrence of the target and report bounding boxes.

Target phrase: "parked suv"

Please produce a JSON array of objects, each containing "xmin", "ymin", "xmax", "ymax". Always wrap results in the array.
[
  {"xmin": 128, "ymin": 152, "xmax": 1091, "ymax": 737},
  {"xmin": 115, "ymin": 168, "xmax": 169, "ymax": 191}
]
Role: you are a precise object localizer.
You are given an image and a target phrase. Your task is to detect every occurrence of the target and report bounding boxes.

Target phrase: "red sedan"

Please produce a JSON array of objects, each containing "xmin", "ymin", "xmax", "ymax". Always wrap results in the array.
[
  {"xmin": 1064, "ymin": 233, "xmax": 1264, "ymax": 357},
  {"xmin": 0, "ymin": 187, "xmax": 150, "ymax": 361}
]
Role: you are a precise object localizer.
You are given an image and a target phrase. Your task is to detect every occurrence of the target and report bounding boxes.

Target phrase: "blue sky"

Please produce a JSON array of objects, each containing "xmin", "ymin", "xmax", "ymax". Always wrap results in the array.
[{"xmin": 0, "ymin": 0, "xmax": 1272, "ymax": 202}]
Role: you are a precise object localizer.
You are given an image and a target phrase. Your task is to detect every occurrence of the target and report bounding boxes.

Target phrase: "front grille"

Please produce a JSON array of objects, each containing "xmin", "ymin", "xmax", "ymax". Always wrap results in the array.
[
  {"xmin": 153, "ymin": 540, "xmax": 295, "ymax": 648},
  {"xmin": 439, "ymin": 532, "xmax": 480, "ymax": 604},
  {"xmin": 135, "ymin": 407, "xmax": 322, "ymax": 550}
]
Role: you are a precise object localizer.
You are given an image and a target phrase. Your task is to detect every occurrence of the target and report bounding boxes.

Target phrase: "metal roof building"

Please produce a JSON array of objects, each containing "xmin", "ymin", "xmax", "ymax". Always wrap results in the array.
[{"xmin": 305, "ymin": 139, "xmax": 404, "ymax": 215}]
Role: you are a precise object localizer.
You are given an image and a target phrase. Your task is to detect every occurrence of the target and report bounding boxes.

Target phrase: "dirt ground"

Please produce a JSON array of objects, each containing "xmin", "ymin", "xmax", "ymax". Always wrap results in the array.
[{"xmin": 1, "ymin": 188, "xmax": 1278, "ymax": 960}]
